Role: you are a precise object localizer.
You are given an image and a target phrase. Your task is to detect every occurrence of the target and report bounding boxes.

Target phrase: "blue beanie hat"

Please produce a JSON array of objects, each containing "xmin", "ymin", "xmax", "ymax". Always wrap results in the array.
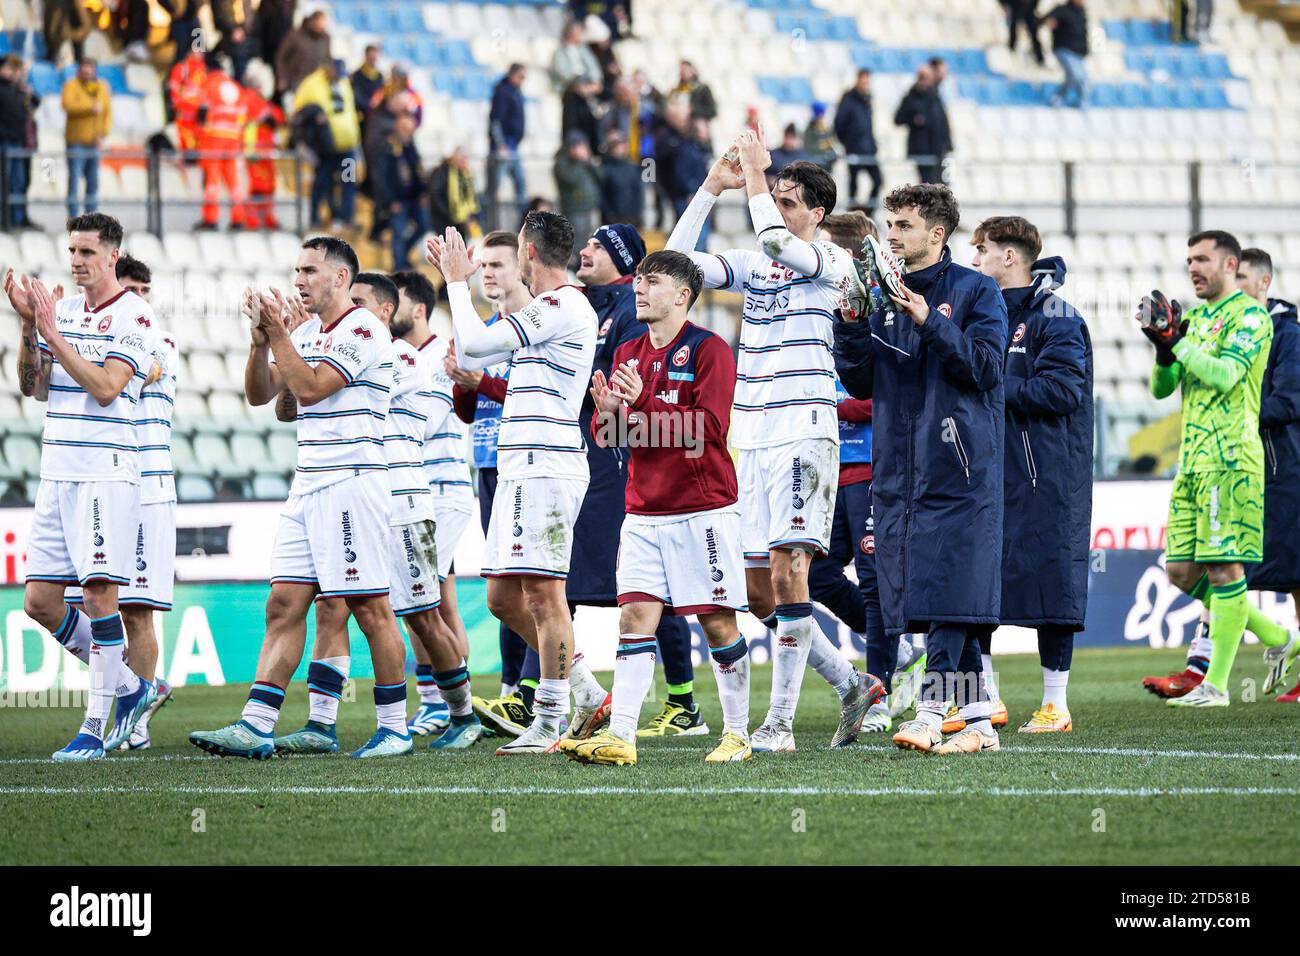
[{"xmin": 593, "ymin": 223, "xmax": 646, "ymax": 276}]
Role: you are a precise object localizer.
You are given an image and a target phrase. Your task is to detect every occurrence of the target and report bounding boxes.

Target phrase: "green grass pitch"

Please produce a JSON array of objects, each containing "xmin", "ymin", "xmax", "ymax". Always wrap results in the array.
[{"xmin": 2, "ymin": 647, "xmax": 1297, "ymax": 865}]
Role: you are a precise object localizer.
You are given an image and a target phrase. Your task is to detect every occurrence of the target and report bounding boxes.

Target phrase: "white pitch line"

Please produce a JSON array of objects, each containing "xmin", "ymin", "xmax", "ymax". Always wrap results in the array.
[
  {"xmin": 1, "ymin": 743, "xmax": 1296, "ymax": 765},
  {"xmin": 0, "ymin": 784, "xmax": 1297, "ymax": 798}
]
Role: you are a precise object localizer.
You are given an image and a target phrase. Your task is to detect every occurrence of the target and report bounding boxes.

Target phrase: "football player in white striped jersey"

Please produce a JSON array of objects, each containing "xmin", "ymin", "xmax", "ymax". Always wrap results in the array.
[
  {"xmin": 190, "ymin": 237, "xmax": 413, "ymax": 759},
  {"xmin": 427, "ymin": 214, "xmax": 598, "ymax": 755},
  {"xmin": 7, "ymin": 213, "xmax": 162, "ymax": 760},
  {"xmin": 667, "ymin": 133, "xmax": 874, "ymax": 753}
]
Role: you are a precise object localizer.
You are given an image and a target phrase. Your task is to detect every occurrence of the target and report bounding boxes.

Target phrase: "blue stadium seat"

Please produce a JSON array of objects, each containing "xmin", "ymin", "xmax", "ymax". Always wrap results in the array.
[
  {"xmin": 828, "ymin": 16, "xmax": 859, "ymax": 42},
  {"xmin": 1090, "ymin": 84, "xmax": 1121, "ymax": 108},
  {"xmin": 1144, "ymin": 84, "xmax": 1175, "ymax": 109},
  {"xmin": 394, "ymin": 5, "xmax": 425, "ymax": 33}
]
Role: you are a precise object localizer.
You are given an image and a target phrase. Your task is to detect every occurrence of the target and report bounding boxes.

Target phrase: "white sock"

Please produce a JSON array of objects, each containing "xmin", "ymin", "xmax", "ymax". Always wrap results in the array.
[
  {"xmin": 981, "ymin": 653, "xmax": 999, "ymax": 701},
  {"xmin": 895, "ymin": 634, "xmax": 916, "ymax": 671},
  {"xmin": 807, "ymin": 627, "xmax": 857, "ymax": 700},
  {"xmin": 959, "ymin": 697, "xmax": 992, "ymax": 735},
  {"xmin": 1188, "ymin": 616, "xmax": 1213, "ymax": 662},
  {"xmin": 436, "ymin": 662, "xmax": 473, "ymax": 717},
  {"xmin": 376, "ymin": 701, "xmax": 407, "ymax": 733},
  {"xmin": 500, "ymin": 681, "xmax": 519, "ymax": 697},
  {"xmin": 115, "ymin": 661, "xmax": 141, "ymax": 697},
  {"xmin": 914, "ymin": 701, "xmax": 944, "ymax": 730},
  {"xmin": 240, "ymin": 701, "xmax": 280, "ymax": 734},
  {"xmin": 532, "ymin": 677, "xmax": 569, "ymax": 734},
  {"xmin": 308, "ymin": 655, "xmax": 350, "ymax": 725},
  {"xmin": 419, "ymin": 675, "xmax": 444, "ymax": 705},
  {"xmin": 708, "ymin": 637, "xmax": 751, "ymax": 737},
  {"xmin": 766, "ymin": 608, "xmax": 816, "ymax": 727},
  {"xmin": 1042, "ymin": 666, "xmax": 1069, "ymax": 710},
  {"xmin": 609, "ymin": 636, "xmax": 656, "ymax": 740},
  {"xmin": 569, "ymin": 652, "xmax": 607, "ymax": 710},
  {"xmin": 53, "ymin": 604, "xmax": 92, "ymax": 663},
  {"xmin": 83, "ymin": 615, "xmax": 130, "ymax": 739}
]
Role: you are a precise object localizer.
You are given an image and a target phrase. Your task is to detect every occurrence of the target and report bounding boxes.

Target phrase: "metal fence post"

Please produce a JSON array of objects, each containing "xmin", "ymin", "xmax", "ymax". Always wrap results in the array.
[
  {"xmin": 294, "ymin": 152, "xmax": 304, "ymax": 236},
  {"xmin": 0, "ymin": 146, "xmax": 9, "ymax": 232},
  {"xmin": 146, "ymin": 148, "xmax": 162, "ymax": 238},
  {"xmin": 1189, "ymin": 161, "xmax": 1202, "ymax": 235},
  {"xmin": 1063, "ymin": 160, "xmax": 1076, "ymax": 238}
]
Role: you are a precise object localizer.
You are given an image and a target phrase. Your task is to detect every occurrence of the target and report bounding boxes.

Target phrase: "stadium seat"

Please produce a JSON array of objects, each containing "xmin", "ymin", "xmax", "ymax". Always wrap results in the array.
[
  {"xmin": 252, "ymin": 473, "xmax": 290, "ymax": 500},
  {"xmin": 176, "ymin": 474, "xmax": 216, "ymax": 502},
  {"xmin": 1, "ymin": 433, "xmax": 40, "ymax": 477},
  {"xmin": 266, "ymin": 430, "xmax": 297, "ymax": 470}
]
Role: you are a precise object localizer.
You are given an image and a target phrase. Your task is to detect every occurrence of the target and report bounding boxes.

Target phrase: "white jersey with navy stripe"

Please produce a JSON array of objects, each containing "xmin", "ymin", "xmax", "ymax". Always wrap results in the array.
[
  {"xmin": 384, "ymin": 337, "xmax": 437, "ymax": 524},
  {"xmin": 274, "ymin": 307, "xmax": 393, "ymax": 496},
  {"xmin": 137, "ymin": 329, "xmax": 178, "ymax": 504},
  {"xmin": 712, "ymin": 241, "xmax": 852, "ymax": 449},
  {"xmin": 496, "ymin": 285, "xmax": 597, "ymax": 481},
  {"xmin": 418, "ymin": 335, "xmax": 473, "ymax": 496},
  {"xmin": 38, "ymin": 289, "xmax": 158, "ymax": 483}
]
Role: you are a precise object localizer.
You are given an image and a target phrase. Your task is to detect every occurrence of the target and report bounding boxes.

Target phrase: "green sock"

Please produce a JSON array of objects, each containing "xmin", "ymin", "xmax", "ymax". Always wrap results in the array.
[
  {"xmin": 1245, "ymin": 603, "xmax": 1289, "ymax": 648},
  {"xmin": 1188, "ymin": 572, "xmax": 1211, "ymax": 603},
  {"xmin": 1204, "ymin": 578, "xmax": 1249, "ymax": 690}
]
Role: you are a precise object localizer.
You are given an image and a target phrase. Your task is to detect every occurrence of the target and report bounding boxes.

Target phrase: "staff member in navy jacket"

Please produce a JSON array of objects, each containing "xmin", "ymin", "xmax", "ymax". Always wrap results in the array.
[
  {"xmin": 571, "ymin": 224, "xmax": 704, "ymax": 736},
  {"xmin": 1239, "ymin": 249, "xmax": 1300, "ymax": 702},
  {"xmin": 835, "ymin": 183, "xmax": 1008, "ymax": 756},
  {"xmin": 969, "ymin": 216, "xmax": 1093, "ymax": 735}
]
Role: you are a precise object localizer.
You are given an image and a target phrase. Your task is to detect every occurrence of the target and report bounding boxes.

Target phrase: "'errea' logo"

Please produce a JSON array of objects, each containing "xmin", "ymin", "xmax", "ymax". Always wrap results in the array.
[{"xmin": 50, "ymin": 886, "xmax": 151, "ymax": 936}]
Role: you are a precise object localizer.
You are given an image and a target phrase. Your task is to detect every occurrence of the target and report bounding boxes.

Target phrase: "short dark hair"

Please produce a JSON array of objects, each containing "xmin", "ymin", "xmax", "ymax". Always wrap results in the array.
[
  {"xmin": 521, "ymin": 211, "xmax": 575, "ymax": 270},
  {"xmin": 1189, "ymin": 230, "xmax": 1242, "ymax": 261},
  {"xmin": 390, "ymin": 270, "xmax": 438, "ymax": 319},
  {"xmin": 774, "ymin": 160, "xmax": 837, "ymax": 219},
  {"xmin": 884, "ymin": 183, "xmax": 960, "ymax": 244},
  {"xmin": 1240, "ymin": 247, "xmax": 1274, "ymax": 275},
  {"xmin": 67, "ymin": 212, "xmax": 123, "ymax": 248},
  {"xmin": 821, "ymin": 211, "xmax": 875, "ymax": 258},
  {"xmin": 301, "ymin": 235, "xmax": 360, "ymax": 283},
  {"xmin": 971, "ymin": 215, "xmax": 1042, "ymax": 263},
  {"xmin": 115, "ymin": 252, "xmax": 151, "ymax": 284},
  {"xmin": 636, "ymin": 250, "xmax": 705, "ymax": 309},
  {"xmin": 856, "ymin": 68, "xmax": 871, "ymax": 80},
  {"xmin": 482, "ymin": 229, "xmax": 518, "ymax": 251},
  {"xmin": 353, "ymin": 271, "xmax": 399, "ymax": 313}
]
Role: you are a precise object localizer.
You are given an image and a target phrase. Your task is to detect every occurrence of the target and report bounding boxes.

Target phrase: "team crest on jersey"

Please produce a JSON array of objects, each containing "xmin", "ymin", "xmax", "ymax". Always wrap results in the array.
[
  {"xmin": 937, "ymin": 303, "xmax": 953, "ymax": 318},
  {"xmin": 598, "ymin": 317, "xmax": 613, "ymax": 338},
  {"xmin": 97, "ymin": 317, "xmax": 112, "ymax": 333},
  {"xmin": 860, "ymin": 533, "xmax": 875, "ymax": 555},
  {"xmin": 1012, "ymin": 322, "xmax": 1026, "ymax": 343},
  {"xmin": 671, "ymin": 344, "xmax": 690, "ymax": 367},
  {"xmin": 1208, "ymin": 318, "xmax": 1224, "ymax": 335}
]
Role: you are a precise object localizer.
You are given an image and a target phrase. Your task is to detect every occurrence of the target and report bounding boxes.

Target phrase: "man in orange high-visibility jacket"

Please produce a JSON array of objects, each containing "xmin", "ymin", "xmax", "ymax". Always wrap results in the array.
[
  {"xmin": 167, "ymin": 49, "xmax": 207, "ymax": 160},
  {"xmin": 242, "ymin": 83, "xmax": 283, "ymax": 230},
  {"xmin": 195, "ymin": 52, "xmax": 249, "ymax": 229}
]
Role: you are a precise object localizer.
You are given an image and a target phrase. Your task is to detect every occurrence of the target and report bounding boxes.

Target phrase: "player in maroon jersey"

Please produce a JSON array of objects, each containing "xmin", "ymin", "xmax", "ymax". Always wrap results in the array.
[{"xmin": 560, "ymin": 250, "xmax": 755, "ymax": 765}]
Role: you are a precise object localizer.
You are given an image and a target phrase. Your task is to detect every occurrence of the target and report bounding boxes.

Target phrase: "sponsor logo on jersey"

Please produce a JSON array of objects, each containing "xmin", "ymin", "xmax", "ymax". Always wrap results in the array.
[
  {"xmin": 403, "ymin": 527, "xmax": 420, "ymax": 577},
  {"xmin": 655, "ymin": 388, "xmax": 679, "ymax": 404},
  {"xmin": 791, "ymin": 516, "xmax": 805, "ymax": 529},
  {"xmin": 399, "ymin": 353, "xmax": 416, "ymax": 366},
  {"xmin": 542, "ymin": 295, "xmax": 560, "ymax": 307},
  {"xmin": 672, "ymin": 344, "xmax": 690, "ymax": 367},
  {"xmin": 92, "ymin": 499, "xmax": 103, "ymax": 546},
  {"xmin": 1012, "ymin": 322, "xmax": 1026, "ymax": 343},
  {"xmin": 135, "ymin": 315, "xmax": 151, "ymax": 328}
]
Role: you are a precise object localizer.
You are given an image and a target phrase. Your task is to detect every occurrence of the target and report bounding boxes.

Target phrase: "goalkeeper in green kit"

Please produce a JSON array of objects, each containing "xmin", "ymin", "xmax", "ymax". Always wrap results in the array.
[{"xmin": 1140, "ymin": 230, "xmax": 1299, "ymax": 707}]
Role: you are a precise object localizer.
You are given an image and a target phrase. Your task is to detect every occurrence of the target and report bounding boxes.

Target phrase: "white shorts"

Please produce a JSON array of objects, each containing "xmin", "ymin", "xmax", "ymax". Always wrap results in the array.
[
  {"xmin": 69, "ymin": 500, "xmax": 177, "ymax": 610},
  {"xmin": 388, "ymin": 518, "xmax": 441, "ymax": 616},
  {"xmin": 737, "ymin": 437, "xmax": 839, "ymax": 567},
  {"xmin": 270, "ymin": 471, "xmax": 391, "ymax": 598},
  {"xmin": 433, "ymin": 500, "xmax": 473, "ymax": 580},
  {"xmin": 482, "ymin": 476, "xmax": 588, "ymax": 579},
  {"xmin": 27, "ymin": 479, "xmax": 141, "ymax": 587},
  {"xmin": 617, "ymin": 506, "xmax": 748, "ymax": 616}
]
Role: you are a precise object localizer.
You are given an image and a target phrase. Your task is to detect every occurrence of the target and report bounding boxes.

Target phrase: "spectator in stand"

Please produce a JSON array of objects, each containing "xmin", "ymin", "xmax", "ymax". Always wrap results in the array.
[
  {"xmin": 487, "ymin": 63, "xmax": 526, "ymax": 225},
  {"xmin": 569, "ymin": 0, "xmax": 630, "ymax": 40},
  {"xmin": 363, "ymin": 89, "xmax": 407, "ymax": 239},
  {"xmin": 370, "ymin": 65, "xmax": 423, "ymax": 126},
  {"xmin": 42, "ymin": 0, "xmax": 90, "ymax": 65},
  {"xmin": 550, "ymin": 20, "xmax": 603, "ymax": 93},
  {"xmin": 243, "ymin": 67, "xmax": 283, "ymax": 230},
  {"xmin": 562, "ymin": 78, "xmax": 601, "ymax": 157},
  {"xmin": 600, "ymin": 129, "xmax": 643, "ymax": 226},
  {"xmin": 803, "ymin": 101, "xmax": 837, "ymax": 172},
  {"xmin": 276, "ymin": 8, "xmax": 331, "ymax": 102},
  {"xmin": 1045, "ymin": 0, "xmax": 1088, "ymax": 109},
  {"xmin": 117, "ymin": 0, "xmax": 155, "ymax": 63},
  {"xmin": 1003, "ymin": 0, "xmax": 1044, "ymax": 65},
  {"xmin": 377, "ymin": 113, "xmax": 428, "ymax": 268},
  {"xmin": 894, "ymin": 63, "xmax": 950, "ymax": 184},
  {"xmin": 583, "ymin": 14, "xmax": 620, "ymax": 101},
  {"xmin": 666, "ymin": 113, "xmax": 711, "ymax": 249},
  {"xmin": 195, "ymin": 52, "xmax": 250, "ymax": 229},
  {"xmin": 428, "ymin": 145, "xmax": 480, "ymax": 241},
  {"xmin": 767, "ymin": 123, "xmax": 807, "ymax": 188},
  {"xmin": 0, "ymin": 56, "xmax": 37, "ymax": 229},
  {"xmin": 350, "ymin": 44, "xmax": 384, "ymax": 129},
  {"xmin": 834, "ymin": 69, "xmax": 882, "ymax": 213},
  {"xmin": 293, "ymin": 57, "xmax": 360, "ymax": 228},
  {"xmin": 213, "ymin": 0, "xmax": 257, "ymax": 82},
  {"xmin": 258, "ymin": 0, "xmax": 297, "ymax": 85},
  {"xmin": 554, "ymin": 130, "xmax": 602, "ymax": 250},
  {"xmin": 671, "ymin": 59, "xmax": 717, "ymax": 126},
  {"xmin": 167, "ymin": 47, "xmax": 207, "ymax": 160},
  {"xmin": 62, "ymin": 58, "xmax": 110, "ymax": 217}
]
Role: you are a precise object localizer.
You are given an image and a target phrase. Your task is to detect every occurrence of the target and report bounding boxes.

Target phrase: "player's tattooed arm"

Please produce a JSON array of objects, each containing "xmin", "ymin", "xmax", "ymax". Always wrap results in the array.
[
  {"xmin": 274, "ymin": 388, "xmax": 298, "ymax": 422},
  {"xmin": 7, "ymin": 269, "xmax": 49, "ymax": 399}
]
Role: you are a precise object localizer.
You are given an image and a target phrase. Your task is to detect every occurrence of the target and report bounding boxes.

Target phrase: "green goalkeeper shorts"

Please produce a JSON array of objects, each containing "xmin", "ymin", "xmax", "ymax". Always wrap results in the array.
[{"xmin": 1166, "ymin": 469, "xmax": 1264, "ymax": 564}]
